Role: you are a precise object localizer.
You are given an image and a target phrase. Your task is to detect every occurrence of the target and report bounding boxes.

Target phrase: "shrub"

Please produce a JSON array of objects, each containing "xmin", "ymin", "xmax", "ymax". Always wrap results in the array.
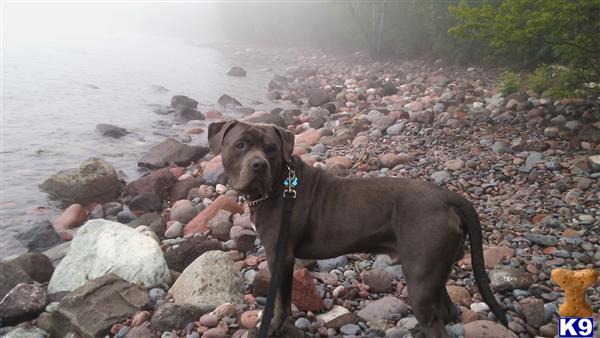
[
  {"xmin": 529, "ymin": 65, "xmax": 599, "ymax": 99},
  {"xmin": 498, "ymin": 71, "xmax": 520, "ymax": 96}
]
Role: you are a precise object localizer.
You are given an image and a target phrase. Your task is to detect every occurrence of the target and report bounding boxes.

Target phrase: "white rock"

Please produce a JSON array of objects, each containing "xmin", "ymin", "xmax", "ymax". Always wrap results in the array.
[
  {"xmin": 215, "ymin": 184, "xmax": 228, "ymax": 195},
  {"xmin": 316, "ymin": 305, "xmax": 350, "ymax": 324},
  {"xmin": 48, "ymin": 219, "xmax": 171, "ymax": 293},
  {"xmin": 470, "ymin": 302, "xmax": 490, "ymax": 312},
  {"xmin": 169, "ymin": 250, "xmax": 243, "ymax": 307}
]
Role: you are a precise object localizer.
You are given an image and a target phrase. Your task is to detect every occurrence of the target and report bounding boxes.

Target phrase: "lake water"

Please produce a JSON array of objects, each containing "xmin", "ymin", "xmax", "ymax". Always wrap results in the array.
[{"xmin": 1, "ymin": 33, "xmax": 283, "ymax": 260}]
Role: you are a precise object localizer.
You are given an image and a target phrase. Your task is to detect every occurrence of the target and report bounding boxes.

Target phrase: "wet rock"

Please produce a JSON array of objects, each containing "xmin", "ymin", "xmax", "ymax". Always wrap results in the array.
[
  {"xmin": 40, "ymin": 157, "xmax": 121, "ymax": 204},
  {"xmin": 38, "ymin": 274, "xmax": 150, "ymax": 338},
  {"xmin": 174, "ymin": 106, "xmax": 205, "ymax": 123},
  {"xmin": 165, "ymin": 237, "xmax": 222, "ymax": 272},
  {"xmin": 463, "ymin": 320, "xmax": 517, "ymax": 338},
  {"xmin": 48, "ymin": 219, "xmax": 171, "ymax": 293},
  {"xmin": 171, "ymin": 95, "xmax": 198, "ymax": 110},
  {"xmin": 292, "ymin": 268, "xmax": 323, "ymax": 312},
  {"xmin": 0, "ymin": 283, "xmax": 47, "ymax": 323},
  {"xmin": 308, "ymin": 88, "xmax": 330, "ymax": 107},
  {"xmin": 169, "ymin": 250, "xmax": 244, "ymax": 307},
  {"xmin": 151, "ymin": 303, "xmax": 206, "ymax": 331},
  {"xmin": 15, "ymin": 222, "xmax": 62, "ymax": 253},
  {"xmin": 125, "ymin": 168, "xmax": 177, "ymax": 201},
  {"xmin": 218, "ymin": 94, "xmax": 242, "ymax": 107},
  {"xmin": 96, "ymin": 123, "xmax": 129, "ymax": 138},
  {"xmin": 489, "ymin": 269, "xmax": 534, "ymax": 291},
  {"xmin": 138, "ymin": 138, "xmax": 209, "ymax": 169},
  {"xmin": 184, "ymin": 195, "xmax": 244, "ymax": 235},
  {"xmin": 227, "ymin": 67, "xmax": 247, "ymax": 77},
  {"xmin": 357, "ymin": 297, "xmax": 410, "ymax": 322},
  {"xmin": 51, "ymin": 203, "xmax": 88, "ymax": 239},
  {"xmin": 240, "ymin": 110, "xmax": 286, "ymax": 128}
]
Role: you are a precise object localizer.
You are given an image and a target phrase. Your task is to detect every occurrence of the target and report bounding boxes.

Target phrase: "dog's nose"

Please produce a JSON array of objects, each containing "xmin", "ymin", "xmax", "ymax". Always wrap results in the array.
[{"xmin": 250, "ymin": 158, "xmax": 267, "ymax": 173}]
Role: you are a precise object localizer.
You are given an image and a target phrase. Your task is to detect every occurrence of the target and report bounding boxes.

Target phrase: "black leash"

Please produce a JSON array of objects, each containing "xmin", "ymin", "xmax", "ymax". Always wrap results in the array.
[{"xmin": 257, "ymin": 165, "xmax": 298, "ymax": 338}]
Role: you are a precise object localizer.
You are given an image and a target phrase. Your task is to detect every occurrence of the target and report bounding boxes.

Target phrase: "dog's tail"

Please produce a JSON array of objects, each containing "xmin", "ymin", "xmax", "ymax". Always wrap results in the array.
[{"xmin": 451, "ymin": 193, "xmax": 509, "ymax": 327}]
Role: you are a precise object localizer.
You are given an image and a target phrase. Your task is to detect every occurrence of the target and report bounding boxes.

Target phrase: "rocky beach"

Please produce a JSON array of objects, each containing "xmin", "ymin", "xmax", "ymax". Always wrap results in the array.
[{"xmin": 1, "ymin": 47, "xmax": 599, "ymax": 338}]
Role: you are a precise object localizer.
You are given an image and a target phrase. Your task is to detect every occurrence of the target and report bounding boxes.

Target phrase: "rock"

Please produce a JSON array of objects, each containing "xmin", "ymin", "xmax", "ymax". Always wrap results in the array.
[
  {"xmin": 2, "ymin": 253, "xmax": 54, "ymax": 291},
  {"xmin": 409, "ymin": 111, "xmax": 434, "ymax": 124},
  {"xmin": 0, "ymin": 283, "xmax": 47, "ymax": 323},
  {"xmin": 128, "ymin": 212, "xmax": 164, "ymax": 235},
  {"xmin": 42, "ymin": 242, "xmax": 71, "ymax": 267},
  {"xmin": 241, "ymin": 111, "xmax": 285, "ymax": 128},
  {"xmin": 397, "ymin": 317, "xmax": 419, "ymax": 330},
  {"xmin": 386, "ymin": 121, "xmax": 406, "ymax": 135},
  {"xmin": 463, "ymin": 320, "xmax": 517, "ymax": 338},
  {"xmin": 202, "ymin": 328, "xmax": 227, "ymax": 338},
  {"xmin": 38, "ymin": 274, "xmax": 150, "ymax": 338},
  {"xmin": 96, "ymin": 123, "xmax": 129, "ymax": 138},
  {"xmin": 544, "ymin": 127, "xmax": 559, "ymax": 138},
  {"xmin": 164, "ymin": 221, "xmax": 184, "ymax": 239},
  {"xmin": 174, "ymin": 106, "xmax": 204, "ymax": 123},
  {"xmin": 129, "ymin": 193, "xmax": 162, "ymax": 212},
  {"xmin": 138, "ymin": 138, "xmax": 209, "ymax": 169},
  {"xmin": 524, "ymin": 232, "xmax": 557, "ymax": 247},
  {"xmin": 51, "ymin": 203, "xmax": 88, "ymax": 237},
  {"xmin": 170, "ymin": 199, "xmax": 198, "ymax": 224},
  {"xmin": 357, "ymin": 297, "xmax": 409, "ymax": 322},
  {"xmin": 445, "ymin": 159, "xmax": 465, "ymax": 170},
  {"xmin": 171, "ymin": 177, "xmax": 204, "ymax": 201},
  {"xmin": 240, "ymin": 310, "xmax": 261, "ymax": 329},
  {"xmin": 252, "ymin": 267, "xmax": 271, "ymax": 297},
  {"xmin": 40, "ymin": 158, "xmax": 121, "ymax": 204},
  {"xmin": 431, "ymin": 170, "xmax": 451, "ymax": 184},
  {"xmin": 227, "ymin": 67, "xmax": 247, "ymax": 77},
  {"xmin": 171, "ymin": 95, "xmax": 198, "ymax": 110},
  {"xmin": 165, "ymin": 237, "xmax": 222, "ymax": 272},
  {"xmin": 151, "ymin": 302, "xmax": 206, "ymax": 331},
  {"xmin": 316, "ymin": 305, "xmax": 350, "ymax": 325},
  {"xmin": 489, "ymin": 269, "xmax": 534, "ymax": 291},
  {"xmin": 184, "ymin": 195, "xmax": 244, "ymax": 235},
  {"xmin": 48, "ymin": 219, "xmax": 171, "ymax": 293},
  {"xmin": 491, "ymin": 142, "xmax": 512, "ymax": 154},
  {"xmin": 308, "ymin": 89, "xmax": 330, "ymax": 107},
  {"xmin": 209, "ymin": 220, "xmax": 232, "ymax": 241},
  {"xmin": 169, "ymin": 250, "xmax": 243, "ymax": 307},
  {"xmin": 15, "ymin": 222, "xmax": 62, "ymax": 252},
  {"xmin": 363, "ymin": 268, "xmax": 392, "ymax": 293},
  {"xmin": 292, "ymin": 268, "xmax": 323, "ymax": 312},
  {"xmin": 218, "ymin": 94, "xmax": 242, "ymax": 107},
  {"xmin": 470, "ymin": 302, "xmax": 489, "ymax": 312},
  {"xmin": 0, "ymin": 261, "xmax": 33, "ymax": 300},
  {"xmin": 460, "ymin": 246, "xmax": 515, "ymax": 269},
  {"xmin": 318, "ymin": 256, "xmax": 348, "ymax": 272},
  {"xmin": 126, "ymin": 326, "xmax": 157, "ymax": 338},
  {"xmin": 446, "ymin": 285, "xmax": 471, "ymax": 304},
  {"xmin": 340, "ymin": 323, "xmax": 361, "ymax": 335},
  {"xmin": 131, "ymin": 310, "xmax": 151, "ymax": 326},
  {"xmin": 2, "ymin": 327, "xmax": 50, "ymax": 338},
  {"xmin": 294, "ymin": 317, "xmax": 311, "ymax": 330},
  {"xmin": 125, "ymin": 168, "xmax": 177, "ymax": 201},
  {"xmin": 519, "ymin": 298, "xmax": 545, "ymax": 328},
  {"xmin": 379, "ymin": 153, "xmax": 414, "ymax": 168},
  {"xmin": 578, "ymin": 125, "xmax": 600, "ymax": 143}
]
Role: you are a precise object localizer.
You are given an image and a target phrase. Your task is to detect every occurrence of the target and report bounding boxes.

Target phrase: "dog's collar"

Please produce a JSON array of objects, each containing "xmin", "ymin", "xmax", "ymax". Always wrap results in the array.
[{"xmin": 243, "ymin": 194, "xmax": 269, "ymax": 207}]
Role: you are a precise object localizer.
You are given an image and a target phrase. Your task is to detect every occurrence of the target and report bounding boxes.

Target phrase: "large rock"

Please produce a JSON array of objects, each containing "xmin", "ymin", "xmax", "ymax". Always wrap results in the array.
[
  {"xmin": 356, "ymin": 297, "xmax": 410, "ymax": 322},
  {"xmin": 218, "ymin": 94, "xmax": 242, "ymax": 107},
  {"xmin": 463, "ymin": 320, "xmax": 517, "ymax": 338},
  {"xmin": 15, "ymin": 222, "xmax": 62, "ymax": 253},
  {"xmin": 40, "ymin": 158, "xmax": 121, "ymax": 204},
  {"xmin": 138, "ymin": 138, "xmax": 209, "ymax": 169},
  {"xmin": 227, "ymin": 67, "xmax": 247, "ymax": 77},
  {"xmin": 489, "ymin": 269, "xmax": 534, "ymax": 291},
  {"xmin": 48, "ymin": 219, "xmax": 171, "ymax": 293},
  {"xmin": 0, "ymin": 283, "xmax": 47, "ymax": 323},
  {"xmin": 171, "ymin": 177, "xmax": 204, "ymax": 201},
  {"xmin": 38, "ymin": 274, "xmax": 151, "ymax": 338},
  {"xmin": 125, "ymin": 168, "xmax": 177, "ymax": 201},
  {"xmin": 0, "ymin": 253, "xmax": 54, "ymax": 299},
  {"xmin": 292, "ymin": 268, "xmax": 324, "ymax": 312},
  {"xmin": 308, "ymin": 89, "xmax": 330, "ymax": 107},
  {"xmin": 165, "ymin": 236, "xmax": 223, "ymax": 272},
  {"xmin": 169, "ymin": 251, "xmax": 243, "ymax": 307},
  {"xmin": 96, "ymin": 123, "xmax": 129, "ymax": 138},
  {"xmin": 171, "ymin": 95, "xmax": 198, "ymax": 110},
  {"xmin": 174, "ymin": 106, "xmax": 205, "ymax": 123}
]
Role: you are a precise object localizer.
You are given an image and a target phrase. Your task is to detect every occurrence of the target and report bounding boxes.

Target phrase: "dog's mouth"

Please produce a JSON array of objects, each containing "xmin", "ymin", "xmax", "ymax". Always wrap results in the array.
[{"xmin": 230, "ymin": 172, "xmax": 273, "ymax": 197}]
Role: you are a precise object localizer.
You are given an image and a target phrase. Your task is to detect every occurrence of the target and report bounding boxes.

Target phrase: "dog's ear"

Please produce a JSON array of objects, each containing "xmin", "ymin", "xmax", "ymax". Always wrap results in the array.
[
  {"xmin": 208, "ymin": 120, "xmax": 237, "ymax": 155},
  {"xmin": 273, "ymin": 125, "xmax": 295, "ymax": 164}
]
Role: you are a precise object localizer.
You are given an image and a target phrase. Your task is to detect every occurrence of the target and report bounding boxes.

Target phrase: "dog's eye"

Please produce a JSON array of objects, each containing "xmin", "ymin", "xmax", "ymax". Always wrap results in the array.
[
  {"xmin": 265, "ymin": 145, "xmax": 277, "ymax": 154},
  {"xmin": 235, "ymin": 142, "xmax": 245, "ymax": 149}
]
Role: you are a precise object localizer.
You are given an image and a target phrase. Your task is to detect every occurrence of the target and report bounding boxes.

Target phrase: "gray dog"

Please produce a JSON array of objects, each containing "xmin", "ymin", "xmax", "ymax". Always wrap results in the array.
[{"xmin": 208, "ymin": 120, "xmax": 507, "ymax": 338}]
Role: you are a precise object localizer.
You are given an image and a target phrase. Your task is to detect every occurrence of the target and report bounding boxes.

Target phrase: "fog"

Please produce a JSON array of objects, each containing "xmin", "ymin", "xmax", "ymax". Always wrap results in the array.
[{"xmin": 2, "ymin": 2, "xmax": 224, "ymax": 44}]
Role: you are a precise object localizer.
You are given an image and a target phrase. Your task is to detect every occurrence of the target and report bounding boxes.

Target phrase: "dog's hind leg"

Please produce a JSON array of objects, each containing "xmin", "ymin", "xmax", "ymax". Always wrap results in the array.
[{"xmin": 438, "ymin": 287, "xmax": 459, "ymax": 324}]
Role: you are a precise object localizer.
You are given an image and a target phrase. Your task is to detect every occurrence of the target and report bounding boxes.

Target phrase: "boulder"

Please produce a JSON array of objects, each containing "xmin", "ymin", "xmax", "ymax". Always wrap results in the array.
[
  {"xmin": 174, "ymin": 107, "xmax": 205, "ymax": 123},
  {"xmin": 48, "ymin": 219, "xmax": 171, "ymax": 293},
  {"xmin": 96, "ymin": 123, "xmax": 129, "ymax": 138},
  {"xmin": 0, "ymin": 253, "xmax": 54, "ymax": 301},
  {"xmin": 125, "ymin": 168, "xmax": 177, "ymax": 200},
  {"xmin": 0, "ymin": 283, "xmax": 47, "ymax": 323},
  {"xmin": 169, "ymin": 251, "xmax": 243, "ymax": 307},
  {"xmin": 15, "ymin": 222, "xmax": 62, "ymax": 252},
  {"xmin": 165, "ymin": 236, "xmax": 223, "ymax": 272},
  {"xmin": 227, "ymin": 67, "xmax": 247, "ymax": 77},
  {"xmin": 218, "ymin": 94, "xmax": 242, "ymax": 107},
  {"xmin": 40, "ymin": 158, "xmax": 121, "ymax": 204},
  {"xmin": 38, "ymin": 274, "xmax": 150, "ymax": 338},
  {"xmin": 171, "ymin": 95, "xmax": 198, "ymax": 110},
  {"xmin": 138, "ymin": 138, "xmax": 209, "ymax": 169}
]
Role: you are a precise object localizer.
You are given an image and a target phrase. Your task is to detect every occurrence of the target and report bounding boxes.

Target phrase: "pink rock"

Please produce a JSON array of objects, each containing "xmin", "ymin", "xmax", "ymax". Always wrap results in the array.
[
  {"xmin": 325, "ymin": 156, "xmax": 353, "ymax": 169},
  {"xmin": 169, "ymin": 167, "xmax": 185, "ymax": 178},
  {"xmin": 197, "ymin": 185, "xmax": 215, "ymax": 199},
  {"xmin": 202, "ymin": 156, "xmax": 224, "ymax": 178},
  {"xmin": 201, "ymin": 327, "xmax": 227, "ymax": 338},
  {"xmin": 300, "ymin": 154, "xmax": 316, "ymax": 166},
  {"xmin": 199, "ymin": 313, "xmax": 219, "ymax": 328},
  {"xmin": 205, "ymin": 111, "xmax": 223, "ymax": 119},
  {"xmin": 184, "ymin": 195, "xmax": 244, "ymax": 235},
  {"xmin": 131, "ymin": 310, "xmax": 150, "ymax": 326},
  {"xmin": 295, "ymin": 128, "xmax": 322, "ymax": 146},
  {"xmin": 240, "ymin": 310, "xmax": 261, "ymax": 329},
  {"xmin": 185, "ymin": 127, "xmax": 205, "ymax": 134},
  {"xmin": 379, "ymin": 153, "xmax": 414, "ymax": 168},
  {"xmin": 233, "ymin": 214, "xmax": 253, "ymax": 229},
  {"xmin": 460, "ymin": 246, "xmax": 515, "ymax": 269},
  {"xmin": 52, "ymin": 203, "xmax": 88, "ymax": 236}
]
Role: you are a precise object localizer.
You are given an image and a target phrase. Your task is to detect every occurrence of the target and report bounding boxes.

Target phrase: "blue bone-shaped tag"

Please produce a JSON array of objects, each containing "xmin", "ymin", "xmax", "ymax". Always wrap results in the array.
[{"xmin": 283, "ymin": 176, "xmax": 298, "ymax": 188}]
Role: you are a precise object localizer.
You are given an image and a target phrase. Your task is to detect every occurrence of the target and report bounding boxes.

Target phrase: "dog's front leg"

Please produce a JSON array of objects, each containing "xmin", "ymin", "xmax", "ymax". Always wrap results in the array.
[{"xmin": 265, "ymin": 246, "xmax": 295, "ymax": 337}]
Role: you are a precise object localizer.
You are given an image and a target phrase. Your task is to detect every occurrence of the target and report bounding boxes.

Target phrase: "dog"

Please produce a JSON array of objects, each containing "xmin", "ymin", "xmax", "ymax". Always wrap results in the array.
[{"xmin": 207, "ymin": 120, "xmax": 507, "ymax": 338}]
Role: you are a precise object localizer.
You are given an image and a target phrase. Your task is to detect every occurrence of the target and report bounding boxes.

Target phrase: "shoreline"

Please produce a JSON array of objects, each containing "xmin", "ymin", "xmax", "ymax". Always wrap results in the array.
[{"xmin": 1, "ymin": 47, "xmax": 599, "ymax": 338}]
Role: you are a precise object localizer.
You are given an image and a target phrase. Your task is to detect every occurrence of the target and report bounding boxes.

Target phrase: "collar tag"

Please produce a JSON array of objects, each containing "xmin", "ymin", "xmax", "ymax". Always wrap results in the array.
[{"xmin": 282, "ymin": 165, "xmax": 298, "ymax": 199}]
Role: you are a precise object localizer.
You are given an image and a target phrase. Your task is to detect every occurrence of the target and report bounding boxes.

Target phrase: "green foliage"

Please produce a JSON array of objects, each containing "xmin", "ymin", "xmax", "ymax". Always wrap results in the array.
[
  {"xmin": 449, "ymin": 0, "xmax": 600, "ymax": 98},
  {"xmin": 498, "ymin": 71, "xmax": 521, "ymax": 96},
  {"xmin": 530, "ymin": 65, "xmax": 599, "ymax": 99}
]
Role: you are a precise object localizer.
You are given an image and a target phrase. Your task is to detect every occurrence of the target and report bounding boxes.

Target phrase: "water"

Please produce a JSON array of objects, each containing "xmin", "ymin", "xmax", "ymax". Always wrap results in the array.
[{"xmin": 1, "ymin": 33, "xmax": 281, "ymax": 260}]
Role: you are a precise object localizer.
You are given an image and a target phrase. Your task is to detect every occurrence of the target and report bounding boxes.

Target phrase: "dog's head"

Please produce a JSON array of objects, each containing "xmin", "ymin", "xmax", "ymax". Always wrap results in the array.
[{"xmin": 208, "ymin": 120, "xmax": 295, "ymax": 196}]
